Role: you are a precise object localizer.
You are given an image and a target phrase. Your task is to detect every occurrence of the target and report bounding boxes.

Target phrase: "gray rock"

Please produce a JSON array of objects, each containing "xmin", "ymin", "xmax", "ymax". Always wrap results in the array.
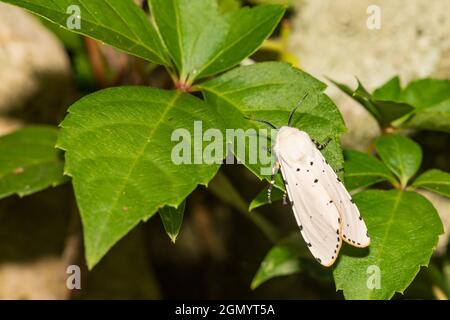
[
  {"xmin": 0, "ymin": 3, "xmax": 72, "ymax": 124},
  {"xmin": 290, "ymin": 0, "xmax": 450, "ymax": 150}
]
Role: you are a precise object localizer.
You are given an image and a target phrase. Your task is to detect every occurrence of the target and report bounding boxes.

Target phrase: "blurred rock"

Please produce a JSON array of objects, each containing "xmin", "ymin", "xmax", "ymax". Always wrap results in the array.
[
  {"xmin": 0, "ymin": 186, "xmax": 74, "ymax": 299},
  {"xmin": 0, "ymin": 3, "xmax": 72, "ymax": 124},
  {"xmin": 0, "ymin": 117, "xmax": 23, "ymax": 136},
  {"xmin": 290, "ymin": 0, "xmax": 450, "ymax": 150},
  {"xmin": 0, "ymin": 257, "xmax": 69, "ymax": 299}
]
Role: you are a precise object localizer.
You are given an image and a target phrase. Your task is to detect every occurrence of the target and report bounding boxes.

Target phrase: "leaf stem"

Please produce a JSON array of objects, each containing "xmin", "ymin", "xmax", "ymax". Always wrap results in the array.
[
  {"xmin": 84, "ymin": 37, "xmax": 107, "ymax": 88},
  {"xmin": 426, "ymin": 263, "xmax": 450, "ymax": 300},
  {"xmin": 207, "ymin": 171, "xmax": 280, "ymax": 243}
]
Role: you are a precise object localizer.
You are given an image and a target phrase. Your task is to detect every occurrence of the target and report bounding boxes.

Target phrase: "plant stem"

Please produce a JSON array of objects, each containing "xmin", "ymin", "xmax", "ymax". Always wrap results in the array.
[
  {"xmin": 426, "ymin": 262, "xmax": 450, "ymax": 300},
  {"xmin": 207, "ymin": 170, "xmax": 281, "ymax": 243},
  {"xmin": 84, "ymin": 37, "xmax": 107, "ymax": 88}
]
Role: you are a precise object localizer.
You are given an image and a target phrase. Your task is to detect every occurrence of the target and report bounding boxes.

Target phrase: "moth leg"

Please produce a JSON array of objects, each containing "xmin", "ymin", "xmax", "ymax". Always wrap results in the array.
[
  {"xmin": 313, "ymin": 137, "xmax": 332, "ymax": 150},
  {"xmin": 268, "ymin": 161, "xmax": 280, "ymax": 204},
  {"xmin": 282, "ymin": 190, "xmax": 288, "ymax": 205},
  {"xmin": 335, "ymin": 167, "xmax": 345, "ymax": 174}
]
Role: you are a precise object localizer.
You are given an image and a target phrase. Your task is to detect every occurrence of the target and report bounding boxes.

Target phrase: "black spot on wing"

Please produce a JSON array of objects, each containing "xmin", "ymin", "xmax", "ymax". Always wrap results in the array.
[{"xmin": 314, "ymin": 179, "xmax": 318, "ymax": 183}]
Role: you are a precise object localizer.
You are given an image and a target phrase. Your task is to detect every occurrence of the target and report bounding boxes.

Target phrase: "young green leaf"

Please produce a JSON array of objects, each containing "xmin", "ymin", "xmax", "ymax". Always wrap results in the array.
[
  {"xmin": 330, "ymin": 78, "xmax": 413, "ymax": 126},
  {"xmin": 2, "ymin": 0, "xmax": 171, "ymax": 66},
  {"xmin": 355, "ymin": 80, "xmax": 413, "ymax": 125},
  {"xmin": 159, "ymin": 200, "xmax": 186, "ymax": 243},
  {"xmin": 412, "ymin": 169, "xmax": 450, "ymax": 198},
  {"xmin": 400, "ymin": 78, "xmax": 450, "ymax": 133},
  {"xmin": 375, "ymin": 134, "xmax": 422, "ymax": 187},
  {"xmin": 407, "ymin": 99, "xmax": 450, "ymax": 133},
  {"xmin": 400, "ymin": 78, "xmax": 450, "ymax": 109},
  {"xmin": 149, "ymin": 0, "xmax": 284, "ymax": 83},
  {"xmin": 199, "ymin": 62, "xmax": 346, "ymax": 182},
  {"xmin": 333, "ymin": 190, "xmax": 443, "ymax": 300},
  {"xmin": 328, "ymin": 78, "xmax": 382, "ymax": 123},
  {"xmin": 372, "ymin": 100, "xmax": 414, "ymax": 125},
  {"xmin": 344, "ymin": 150, "xmax": 397, "ymax": 191},
  {"xmin": 252, "ymin": 233, "xmax": 306, "ymax": 289},
  {"xmin": 57, "ymin": 87, "xmax": 224, "ymax": 268},
  {"xmin": 372, "ymin": 76, "xmax": 402, "ymax": 101},
  {"xmin": 0, "ymin": 126, "xmax": 68, "ymax": 199}
]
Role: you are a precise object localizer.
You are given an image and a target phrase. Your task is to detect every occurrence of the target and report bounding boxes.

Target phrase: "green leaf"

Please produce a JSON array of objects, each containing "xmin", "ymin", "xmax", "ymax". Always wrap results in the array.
[
  {"xmin": 401, "ymin": 78, "xmax": 450, "ymax": 109},
  {"xmin": 218, "ymin": 0, "xmax": 241, "ymax": 12},
  {"xmin": 159, "ymin": 200, "xmax": 186, "ymax": 243},
  {"xmin": 0, "ymin": 126, "xmax": 67, "ymax": 199},
  {"xmin": 372, "ymin": 100, "xmax": 414, "ymax": 125},
  {"xmin": 333, "ymin": 190, "xmax": 443, "ymax": 300},
  {"xmin": 149, "ymin": 0, "xmax": 284, "ymax": 82},
  {"xmin": 329, "ymin": 78, "xmax": 382, "ymax": 123},
  {"xmin": 344, "ymin": 150, "xmax": 397, "ymax": 191},
  {"xmin": 400, "ymin": 78, "xmax": 450, "ymax": 133},
  {"xmin": 413, "ymin": 169, "xmax": 450, "ymax": 198},
  {"xmin": 375, "ymin": 134, "xmax": 422, "ymax": 187},
  {"xmin": 407, "ymin": 99, "xmax": 450, "ymax": 133},
  {"xmin": 252, "ymin": 233, "xmax": 305, "ymax": 289},
  {"xmin": 330, "ymin": 78, "xmax": 413, "ymax": 126},
  {"xmin": 2, "ymin": 0, "xmax": 171, "ymax": 66},
  {"xmin": 57, "ymin": 87, "xmax": 224, "ymax": 268},
  {"xmin": 199, "ymin": 62, "xmax": 346, "ymax": 183},
  {"xmin": 372, "ymin": 76, "xmax": 402, "ymax": 101}
]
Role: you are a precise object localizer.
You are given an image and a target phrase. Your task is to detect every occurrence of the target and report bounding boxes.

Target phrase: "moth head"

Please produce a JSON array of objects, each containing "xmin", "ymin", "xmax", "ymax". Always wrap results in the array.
[{"xmin": 275, "ymin": 126, "xmax": 315, "ymax": 160}]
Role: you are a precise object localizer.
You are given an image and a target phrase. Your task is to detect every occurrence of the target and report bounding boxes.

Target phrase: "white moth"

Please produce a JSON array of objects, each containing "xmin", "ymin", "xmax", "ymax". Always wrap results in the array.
[
  {"xmin": 248, "ymin": 97, "xmax": 370, "ymax": 267},
  {"xmin": 272, "ymin": 126, "xmax": 370, "ymax": 266}
]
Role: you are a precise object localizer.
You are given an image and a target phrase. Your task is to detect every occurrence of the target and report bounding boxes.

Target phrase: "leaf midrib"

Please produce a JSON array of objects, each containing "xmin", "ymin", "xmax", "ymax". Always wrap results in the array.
[
  {"xmin": 415, "ymin": 180, "xmax": 450, "ymax": 186},
  {"xmin": 367, "ymin": 190, "xmax": 403, "ymax": 300}
]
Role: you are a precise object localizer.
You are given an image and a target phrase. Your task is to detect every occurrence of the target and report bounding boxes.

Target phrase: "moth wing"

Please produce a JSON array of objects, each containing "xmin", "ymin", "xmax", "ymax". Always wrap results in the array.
[
  {"xmin": 310, "ymin": 148, "xmax": 370, "ymax": 247},
  {"xmin": 279, "ymin": 156, "xmax": 342, "ymax": 267}
]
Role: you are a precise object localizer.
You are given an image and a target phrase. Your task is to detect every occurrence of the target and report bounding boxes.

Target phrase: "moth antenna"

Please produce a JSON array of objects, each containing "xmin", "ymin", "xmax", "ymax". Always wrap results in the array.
[
  {"xmin": 244, "ymin": 116, "xmax": 277, "ymax": 130},
  {"xmin": 288, "ymin": 93, "xmax": 309, "ymax": 127}
]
